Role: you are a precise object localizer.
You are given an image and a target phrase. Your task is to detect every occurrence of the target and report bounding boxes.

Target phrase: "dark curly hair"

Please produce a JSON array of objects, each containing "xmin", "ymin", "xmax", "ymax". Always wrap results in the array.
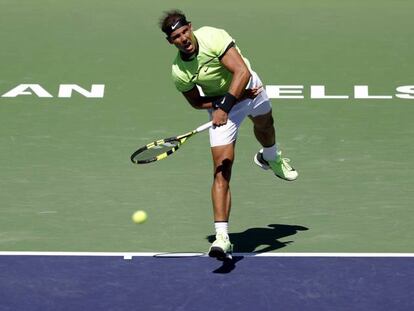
[{"xmin": 159, "ymin": 9, "xmax": 188, "ymax": 34}]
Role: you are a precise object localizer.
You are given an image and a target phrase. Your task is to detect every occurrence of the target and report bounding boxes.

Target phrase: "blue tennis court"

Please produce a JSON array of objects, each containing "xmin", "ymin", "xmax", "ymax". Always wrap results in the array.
[{"xmin": 1, "ymin": 253, "xmax": 413, "ymax": 311}]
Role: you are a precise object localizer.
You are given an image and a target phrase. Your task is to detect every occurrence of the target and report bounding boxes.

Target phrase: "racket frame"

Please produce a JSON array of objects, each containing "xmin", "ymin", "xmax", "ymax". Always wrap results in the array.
[{"xmin": 130, "ymin": 121, "xmax": 212, "ymax": 164}]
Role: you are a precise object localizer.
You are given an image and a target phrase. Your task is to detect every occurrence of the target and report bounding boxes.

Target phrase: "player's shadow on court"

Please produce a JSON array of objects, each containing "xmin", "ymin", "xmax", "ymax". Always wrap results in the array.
[{"xmin": 207, "ymin": 224, "xmax": 309, "ymax": 273}]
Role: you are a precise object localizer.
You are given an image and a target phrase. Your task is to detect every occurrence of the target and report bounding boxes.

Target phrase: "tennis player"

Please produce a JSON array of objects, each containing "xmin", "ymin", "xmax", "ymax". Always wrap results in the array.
[{"xmin": 159, "ymin": 10, "xmax": 298, "ymax": 260}]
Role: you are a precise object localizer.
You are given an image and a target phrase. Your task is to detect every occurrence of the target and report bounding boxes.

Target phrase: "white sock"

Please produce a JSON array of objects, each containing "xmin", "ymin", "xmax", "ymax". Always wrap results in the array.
[
  {"xmin": 215, "ymin": 221, "xmax": 228, "ymax": 236},
  {"xmin": 262, "ymin": 144, "xmax": 278, "ymax": 161}
]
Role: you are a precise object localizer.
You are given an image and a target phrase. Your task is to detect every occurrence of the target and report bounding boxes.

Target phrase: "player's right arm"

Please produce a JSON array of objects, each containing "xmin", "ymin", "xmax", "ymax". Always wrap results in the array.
[
  {"xmin": 182, "ymin": 86, "xmax": 220, "ymax": 110},
  {"xmin": 182, "ymin": 84, "xmax": 263, "ymax": 110}
]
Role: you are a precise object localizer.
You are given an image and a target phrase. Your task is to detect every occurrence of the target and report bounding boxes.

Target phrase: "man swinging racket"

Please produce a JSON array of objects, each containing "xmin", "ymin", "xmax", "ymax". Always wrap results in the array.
[{"xmin": 159, "ymin": 9, "xmax": 298, "ymax": 260}]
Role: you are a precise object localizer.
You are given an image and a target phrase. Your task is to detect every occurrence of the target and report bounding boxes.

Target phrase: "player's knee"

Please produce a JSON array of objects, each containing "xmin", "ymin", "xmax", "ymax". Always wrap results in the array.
[
  {"xmin": 213, "ymin": 159, "xmax": 232, "ymax": 183},
  {"xmin": 254, "ymin": 114, "xmax": 274, "ymax": 132}
]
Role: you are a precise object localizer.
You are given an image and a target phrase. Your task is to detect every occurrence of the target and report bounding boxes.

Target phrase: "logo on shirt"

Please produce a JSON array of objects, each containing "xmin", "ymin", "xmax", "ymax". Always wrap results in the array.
[{"xmin": 190, "ymin": 57, "xmax": 217, "ymax": 82}]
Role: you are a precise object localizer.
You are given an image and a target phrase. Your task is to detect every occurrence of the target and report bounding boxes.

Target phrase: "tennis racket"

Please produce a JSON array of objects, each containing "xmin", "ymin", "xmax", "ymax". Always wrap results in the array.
[{"xmin": 130, "ymin": 121, "xmax": 212, "ymax": 164}]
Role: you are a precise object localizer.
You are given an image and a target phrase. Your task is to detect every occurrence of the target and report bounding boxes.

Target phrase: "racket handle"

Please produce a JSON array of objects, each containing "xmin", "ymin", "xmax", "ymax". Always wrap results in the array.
[{"xmin": 195, "ymin": 121, "xmax": 213, "ymax": 133}]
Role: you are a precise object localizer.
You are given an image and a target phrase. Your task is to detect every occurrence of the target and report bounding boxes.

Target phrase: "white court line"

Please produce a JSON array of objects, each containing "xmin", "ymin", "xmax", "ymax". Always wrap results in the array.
[{"xmin": 0, "ymin": 252, "xmax": 413, "ymax": 258}]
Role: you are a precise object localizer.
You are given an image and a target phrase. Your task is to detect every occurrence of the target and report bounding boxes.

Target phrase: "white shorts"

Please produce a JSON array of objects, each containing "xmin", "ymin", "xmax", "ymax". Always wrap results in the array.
[{"xmin": 208, "ymin": 71, "xmax": 272, "ymax": 147}]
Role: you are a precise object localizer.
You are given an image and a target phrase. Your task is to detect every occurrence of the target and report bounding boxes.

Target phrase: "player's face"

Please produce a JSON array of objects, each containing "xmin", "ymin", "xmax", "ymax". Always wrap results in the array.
[{"xmin": 168, "ymin": 24, "xmax": 196, "ymax": 55}]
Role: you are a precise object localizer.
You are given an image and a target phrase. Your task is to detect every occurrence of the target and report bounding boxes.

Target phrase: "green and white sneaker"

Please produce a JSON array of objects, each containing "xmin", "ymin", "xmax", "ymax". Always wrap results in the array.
[
  {"xmin": 254, "ymin": 149, "xmax": 298, "ymax": 181},
  {"xmin": 208, "ymin": 233, "xmax": 233, "ymax": 261}
]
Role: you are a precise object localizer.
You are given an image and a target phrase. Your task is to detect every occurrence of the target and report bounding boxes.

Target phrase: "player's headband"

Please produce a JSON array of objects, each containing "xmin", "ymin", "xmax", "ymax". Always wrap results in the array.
[{"xmin": 164, "ymin": 18, "xmax": 190, "ymax": 37}]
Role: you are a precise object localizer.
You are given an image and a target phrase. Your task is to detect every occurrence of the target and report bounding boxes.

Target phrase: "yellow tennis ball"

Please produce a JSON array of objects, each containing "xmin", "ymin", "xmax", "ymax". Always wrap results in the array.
[{"xmin": 132, "ymin": 210, "xmax": 147, "ymax": 224}]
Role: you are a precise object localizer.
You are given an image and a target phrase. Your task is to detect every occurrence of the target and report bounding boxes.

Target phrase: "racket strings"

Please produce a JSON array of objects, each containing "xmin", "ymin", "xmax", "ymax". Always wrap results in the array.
[{"xmin": 132, "ymin": 140, "xmax": 181, "ymax": 163}]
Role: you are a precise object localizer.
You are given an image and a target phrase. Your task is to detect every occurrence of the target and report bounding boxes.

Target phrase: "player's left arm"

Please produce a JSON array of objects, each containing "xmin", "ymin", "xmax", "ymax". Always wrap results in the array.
[
  {"xmin": 220, "ymin": 47, "xmax": 251, "ymax": 99},
  {"xmin": 212, "ymin": 46, "xmax": 251, "ymax": 126}
]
